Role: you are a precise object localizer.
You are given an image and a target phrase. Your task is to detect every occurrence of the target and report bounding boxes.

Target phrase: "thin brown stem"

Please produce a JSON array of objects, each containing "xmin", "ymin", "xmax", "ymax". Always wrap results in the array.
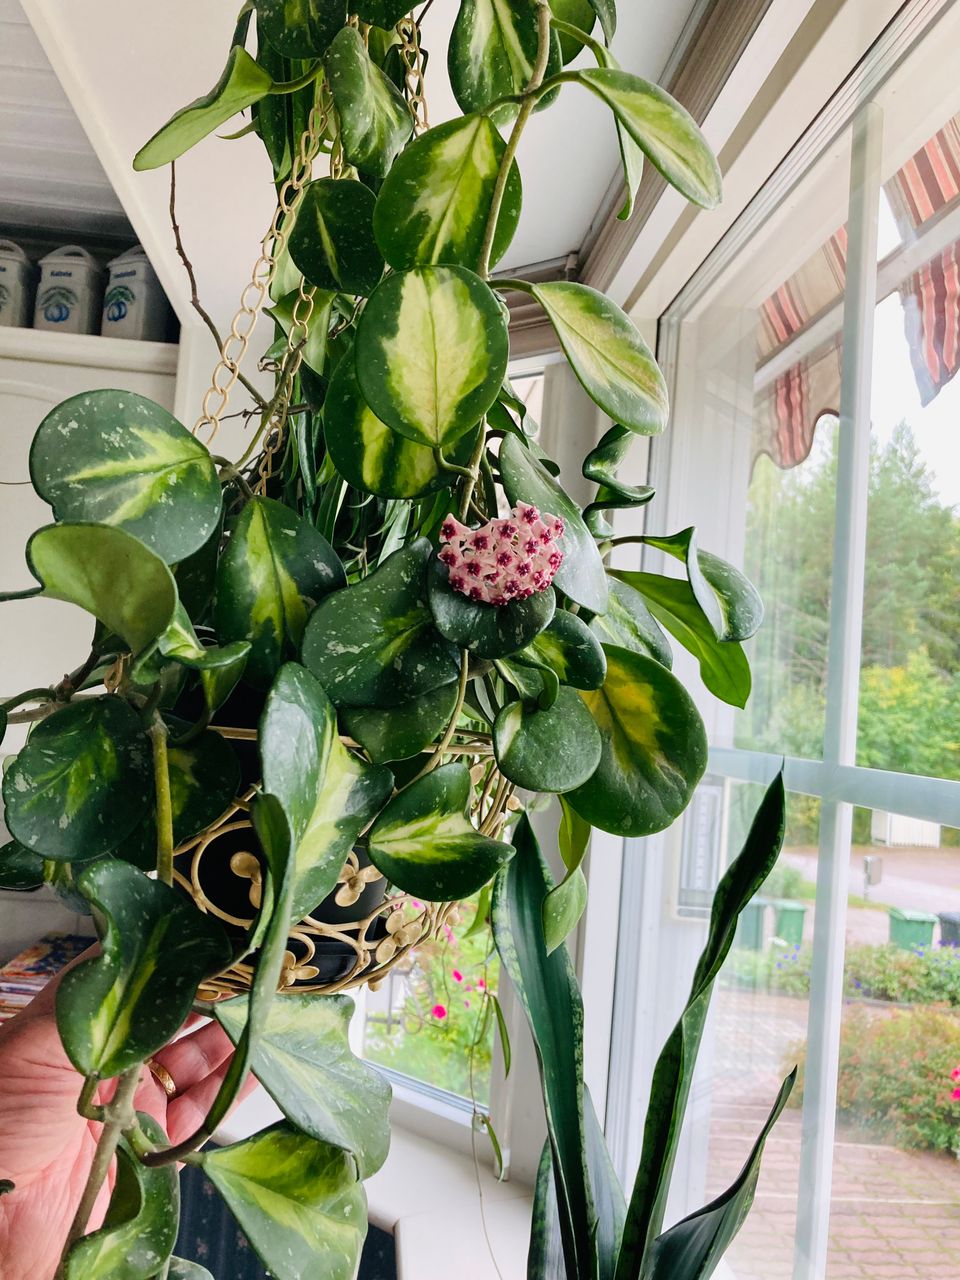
[{"xmin": 149, "ymin": 714, "xmax": 175, "ymax": 886}]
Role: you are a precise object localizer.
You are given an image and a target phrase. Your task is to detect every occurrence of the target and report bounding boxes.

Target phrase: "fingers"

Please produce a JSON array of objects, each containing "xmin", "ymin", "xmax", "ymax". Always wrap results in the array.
[
  {"xmin": 165, "ymin": 1056, "xmax": 257, "ymax": 1147},
  {"xmin": 150, "ymin": 1020, "xmax": 234, "ymax": 1097}
]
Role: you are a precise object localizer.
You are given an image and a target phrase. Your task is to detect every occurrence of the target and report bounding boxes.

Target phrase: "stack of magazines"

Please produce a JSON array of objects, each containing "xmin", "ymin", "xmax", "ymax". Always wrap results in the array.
[{"xmin": 0, "ymin": 934, "xmax": 93, "ymax": 1021}]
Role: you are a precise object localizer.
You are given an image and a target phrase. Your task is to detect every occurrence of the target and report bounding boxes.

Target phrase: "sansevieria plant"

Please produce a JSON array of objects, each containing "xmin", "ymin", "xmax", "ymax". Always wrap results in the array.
[{"xmin": 0, "ymin": 2, "xmax": 793, "ymax": 1277}]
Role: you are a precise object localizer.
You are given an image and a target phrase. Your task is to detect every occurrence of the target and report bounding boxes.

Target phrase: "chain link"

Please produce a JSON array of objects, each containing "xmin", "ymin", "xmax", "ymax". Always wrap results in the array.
[{"xmin": 397, "ymin": 17, "xmax": 429, "ymax": 134}]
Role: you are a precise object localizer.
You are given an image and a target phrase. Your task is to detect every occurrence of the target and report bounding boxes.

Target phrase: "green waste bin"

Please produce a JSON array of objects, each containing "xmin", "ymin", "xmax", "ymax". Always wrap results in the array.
[
  {"xmin": 775, "ymin": 900, "xmax": 807, "ymax": 947},
  {"xmin": 888, "ymin": 907, "xmax": 937, "ymax": 951},
  {"xmin": 735, "ymin": 897, "xmax": 770, "ymax": 952}
]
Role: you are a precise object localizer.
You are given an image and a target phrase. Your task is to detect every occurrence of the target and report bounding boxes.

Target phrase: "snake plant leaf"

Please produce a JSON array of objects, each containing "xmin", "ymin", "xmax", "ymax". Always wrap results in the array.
[
  {"xmin": 200, "ymin": 1123, "xmax": 366, "ymax": 1280},
  {"xmin": 616, "ymin": 776, "xmax": 786, "ymax": 1275},
  {"xmin": 2, "ymin": 697, "xmax": 151, "ymax": 861},
  {"xmin": 65, "ymin": 1118, "xmax": 178, "ymax": 1280},
  {"xmin": 155, "ymin": 605, "xmax": 251, "ymax": 713},
  {"xmin": 494, "ymin": 686, "xmax": 601, "ymax": 793},
  {"xmin": 30, "ymin": 391, "xmax": 223, "ymax": 564},
  {"xmin": 567, "ymin": 644, "xmax": 707, "ymax": 837},
  {"xmin": 540, "ymin": 796, "xmax": 592, "ymax": 955},
  {"xmin": 56, "ymin": 861, "xmax": 231, "ymax": 1077},
  {"xmin": 215, "ymin": 496, "xmax": 345, "ymax": 689},
  {"xmin": 355, "ymin": 265, "xmax": 509, "ymax": 449},
  {"xmin": 519, "ymin": 282, "xmax": 668, "ymax": 435},
  {"xmin": 340, "ymin": 682, "xmax": 459, "ymax": 763},
  {"xmin": 302, "ymin": 539, "xmax": 460, "ymax": 707},
  {"xmin": 612, "ymin": 570, "xmax": 751, "ymax": 708},
  {"xmin": 582, "ymin": 425, "xmax": 655, "ymax": 534},
  {"xmin": 23, "ymin": 523, "xmax": 177, "ymax": 657},
  {"xmin": 499, "ymin": 433, "xmax": 608, "ymax": 614},
  {"xmin": 448, "ymin": 0, "xmax": 562, "ymax": 117},
  {"xmin": 570, "ymin": 68, "xmax": 721, "ymax": 209},
  {"xmin": 642, "ymin": 528, "xmax": 763, "ymax": 643},
  {"xmin": 168, "ymin": 1263, "xmax": 214, "ymax": 1280},
  {"xmin": 0, "ymin": 840, "xmax": 45, "ymax": 891},
  {"xmin": 288, "ymin": 179, "xmax": 384, "ymax": 296},
  {"xmin": 260, "ymin": 664, "xmax": 393, "ymax": 920},
  {"xmin": 373, "ymin": 114, "xmax": 522, "ymax": 271},
  {"xmin": 591, "ymin": 578, "xmax": 672, "ymax": 668},
  {"xmin": 367, "ymin": 762, "xmax": 515, "ymax": 900},
  {"xmin": 522, "ymin": 609, "xmax": 607, "ymax": 690},
  {"xmin": 134, "ymin": 46, "xmax": 274, "ymax": 169},
  {"xmin": 354, "ymin": 0, "xmax": 414, "ymax": 24},
  {"xmin": 255, "ymin": 0, "xmax": 347, "ymax": 57},
  {"xmin": 427, "ymin": 558, "xmax": 556, "ymax": 659},
  {"xmin": 216, "ymin": 991, "xmax": 392, "ymax": 1177},
  {"xmin": 323, "ymin": 357, "xmax": 479, "ymax": 499},
  {"xmin": 324, "ymin": 27, "xmax": 413, "ymax": 178}
]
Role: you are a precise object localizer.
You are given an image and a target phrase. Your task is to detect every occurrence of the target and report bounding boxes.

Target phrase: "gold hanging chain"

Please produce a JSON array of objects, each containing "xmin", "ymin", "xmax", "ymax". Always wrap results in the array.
[{"xmin": 397, "ymin": 17, "xmax": 429, "ymax": 134}]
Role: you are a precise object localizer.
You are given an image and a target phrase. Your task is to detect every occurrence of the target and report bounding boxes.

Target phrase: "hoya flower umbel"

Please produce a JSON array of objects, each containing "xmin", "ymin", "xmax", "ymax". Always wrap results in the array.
[{"xmin": 439, "ymin": 502, "xmax": 564, "ymax": 606}]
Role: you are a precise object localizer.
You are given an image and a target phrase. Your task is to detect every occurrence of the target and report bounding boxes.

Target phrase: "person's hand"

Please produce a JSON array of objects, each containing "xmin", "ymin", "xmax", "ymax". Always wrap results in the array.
[{"xmin": 0, "ymin": 975, "xmax": 250, "ymax": 1280}]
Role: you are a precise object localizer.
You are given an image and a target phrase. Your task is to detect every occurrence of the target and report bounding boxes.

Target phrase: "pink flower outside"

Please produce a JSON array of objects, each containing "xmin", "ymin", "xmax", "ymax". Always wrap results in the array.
[
  {"xmin": 431, "ymin": 1004, "xmax": 447, "ymax": 1020},
  {"xmin": 953, "ymin": 1087, "xmax": 960, "ymax": 1101},
  {"xmin": 951, "ymin": 1066, "xmax": 960, "ymax": 1082},
  {"xmin": 452, "ymin": 969, "xmax": 463, "ymax": 983},
  {"xmin": 439, "ymin": 502, "xmax": 564, "ymax": 607}
]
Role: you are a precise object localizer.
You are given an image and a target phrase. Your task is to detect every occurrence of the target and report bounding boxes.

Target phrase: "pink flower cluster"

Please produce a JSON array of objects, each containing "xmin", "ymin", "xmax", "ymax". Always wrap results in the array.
[
  {"xmin": 951, "ymin": 1065, "xmax": 960, "ymax": 1101},
  {"xmin": 439, "ymin": 502, "xmax": 564, "ymax": 606}
]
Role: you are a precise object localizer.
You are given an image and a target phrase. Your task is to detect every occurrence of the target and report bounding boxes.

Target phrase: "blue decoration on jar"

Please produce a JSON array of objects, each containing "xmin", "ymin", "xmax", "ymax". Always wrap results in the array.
[{"xmin": 39, "ymin": 285, "xmax": 77, "ymax": 323}]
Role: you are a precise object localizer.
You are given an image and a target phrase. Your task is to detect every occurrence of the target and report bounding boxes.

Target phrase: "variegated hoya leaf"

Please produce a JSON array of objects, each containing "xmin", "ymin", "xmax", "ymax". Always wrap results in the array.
[
  {"xmin": 256, "ymin": 0, "xmax": 347, "ymax": 57},
  {"xmin": 260, "ymin": 664, "xmax": 393, "ymax": 921},
  {"xmin": 427, "ymin": 557, "xmax": 556, "ymax": 659},
  {"xmin": 268, "ymin": 288, "xmax": 335, "ymax": 376},
  {"xmin": 30, "ymin": 391, "xmax": 222, "ymax": 564},
  {"xmin": 367, "ymin": 762, "xmax": 515, "ymax": 901},
  {"xmin": 340, "ymin": 682, "xmax": 460, "ymax": 763},
  {"xmin": 288, "ymin": 179, "xmax": 384, "ymax": 296},
  {"xmin": 494, "ymin": 686, "xmax": 602, "ymax": 793},
  {"xmin": 56, "ymin": 861, "xmax": 230, "ymax": 1077},
  {"xmin": 354, "ymin": 0, "xmax": 414, "ymax": 25},
  {"xmin": 215, "ymin": 497, "xmax": 345, "ymax": 689},
  {"xmin": 448, "ymin": 0, "xmax": 562, "ymax": 117},
  {"xmin": 373, "ymin": 114, "xmax": 522, "ymax": 271},
  {"xmin": 642, "ymin": 527, "xmax": 763, "ymax": 642},
  {"xmin": 591, "ymin": 577, "xmax": 672, "ymax": 668},
  {"xmin": 200, "ymin": 1123, "xmax": 366, "ymax": 1280},
  {"xmin": 355, "ymin": 265, "xmax": 509, "ymax": 449},
  {"xmin": 0, "ymin": 840, "xmax": 45, "ymax": 891},
  {"xmin": 542, "ymin": 797, "xmax": 591, "ymax": 954},
  {"xmin": 521, "ymin": 608, "xmax": 607, "ymax": 690},
  {"xmin": 324, "ymin": 26, "xmax": 413, "ymax": 178},
  {"xmin": 155, "ymin": 604, "xmax": 251, "ymax": 713},
  {"xmin": 167, "ymin": 1263, "xmax": 214, "ymax": 1280},
  {"xmin": 2, "ymin": 697, "xmax": 151, "ymax": 861},
  {"xmin": 582, "ymin": 424, "xmax": 655, "ymax": 534},
  {"xmin": 216, "ymin": 992, "xmax": 392, "ymax": 1177}
]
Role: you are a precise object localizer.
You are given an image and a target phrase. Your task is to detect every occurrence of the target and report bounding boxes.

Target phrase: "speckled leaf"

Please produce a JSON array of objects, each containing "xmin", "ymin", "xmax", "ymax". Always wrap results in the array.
[
  {"xmin": 0, "ymin": 840, "xmax": 45, "ymax": 890},
  {"xmin": 354, "ymin": 0, "xmax": 413, "ymax": 24},
  {"xmin": 30, "ymin": 391, "xmax": 222, "ymax": 564},
  {"xmin": 341, "ymin": 682, "xmax": 459, "ymax": 763},
  {"xmin": 368, "ymin": 762, "xmax": 514, "ymax": 901},
  {"xmin": 2, "ymin": 697, "xmax": 151, "ymax": 861},
  {"xmin": 216, "ymin": 992, "xmax": 392, "ymax": 1177},
  {"xmin": 260, "ymin": 664, "xmax": 393, "ymax": 920},
  {"xmin": 494, "ymin": 687, "xmax": 601, "ymax": 792},
  {"xmin": 65, "ymin": 1118, "xmax": 178, "ymax": 1280},
  {"xmin": 567, "ymin": 644, "xmax": 707, "ymax": 837},
  {"xmin": 255, "ymin": 0, "xmax": 347, "ymax": 57},
  {"xmin": 289, "ymin": 179, "xmax": 384, "ymax": 295},
  {"xmin": 499, "ymin": 433, "xmax": 608, "ymax": 614},
  {"xmin": 643, "ymin": 528, "xmax": 763, "ymax": 642},
  {"xmin": 448, "ymin": 0, "xmax": 562, "ymax": 116},
  {"xmin": 324, "ymin": 27, "xmax": 413, "ymax": 178},
  {"xmin": 427, "ymin": 558, "xmax": 556, "ymax": 659},
  {"xmin": 200, "ymin": 1124, "xmax": 366, "ymax": 1280},
  {"xmin": 582, "ymin": 425, "xmax": 655, "ymax": 534},
  {"xmin": 56, "ymin": 861, "xmax": 230, "ymax": 1077},
  {"xmin": 521, "ymin": 609, "xmax": 607, "ymax": 689},
  {"xmin": 167, "ymin": 1262, "xmax": 214, "ymax": 1280},
  {"xmin": 215, "ymin": 497, "xmax": 345, "ymax": 688},
  {"xmin": 135, "ymin": 47, "xmax": 273, "ymax": 169},
  {"xmin": 355, "ymin": 265, "xmax": 508, "ymax": 449},
  {"xmin": 591, "ymin": 577, "xmax": 672, "ymax": 668},
  {"xmin": 302, "ymin": 538, "xmax": 460, "ymax": 707},
  {"xmin": 373, "ymin": 114, "xmax": 522, "ymax": 270}
]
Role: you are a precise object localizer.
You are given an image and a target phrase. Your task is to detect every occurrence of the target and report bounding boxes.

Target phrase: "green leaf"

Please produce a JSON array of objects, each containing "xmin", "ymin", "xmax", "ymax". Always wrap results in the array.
[
  {"xmin": 2, "ymin": 697, "xmax": 151, "ymax": 861},
  {"xmin": 256, "ymin": 0, "xmax": 347, "ymax": 57},
  {"xmin": 367, "ymin": 761, "xmax": 514, "ymax": 900},
  {"xmin": 323, "ymin": 356, "xmax": 479, "ymax": 498},
  {"xmin": 522, "ymin": 608, "xmax": 607, "ymax": 689},
  {"xmin": 260, "ymin": 663, "xmax": 393, "ymax": 921},
  {"xmin": 0, "ymin": 840, "xmax": 45, "ymax": 890},
  {"xmin": 494, "ymin": 686, "xmax": 601, "ymax": 792},
  {"xmin": 591, "ymin": 578, "xmax": 672, "ymax": 668},
  {"xmin": 340, "ymin": 682, "xmax": 459, "ymax": 763},
  {"xmin": 448, "ymin": 0, "xmax": 562, "ymax": 116},
  {"xmin": 519, "ymin": 281, "xmax": 668, "ymax": 435},
  {"xmin": 582, "ymin": 425, "xmax": 655, "ymax": 533},
  {"xmin": 616, "ymin": 775, "xmax": 786, "ymax": 1275},
  {"xmin": 156, "ymin": 605, "xmax": 251, "ymax": 713},
  {"xmin": 268, "ymin": 286, "xmax": 335, "ymax": 377},
  {"xmin": 167, "ymin": 1262, "xmax": 215, "ymax": 1280},
  {"xmin": 30, "ymin": 391, "xmax": 223, "ymax": 564},
  {"xmin": 215, "ymin": 496, "xmax": 345, "ymax": 688},
  {"xmin": 289, "ymin": 179, "xmax": 384, "ymax": 295},
  {"xmin": 642, "ymin": 528, "xmax": 763, "ymax": 642},
  {"xmin": 355, "ymin": 265, "xmax": 509, "ymax": 449},
  {"xmin": 499, "ymin": 433, "xmax": 608, "ymax": 614},
  {"xmin": 567, "ymin": 644, "xmax": 707, "ymax": 837},
  {"xmin": 302, "ymin": 538, "xmax": 460, "ymax": 707},
  {"xmin": 542, "ymin": 797, "xmax": 591, "ymax": 954},
  {"xmin": 549, "ymin": 0, "xmax": 596, "ymax": 59},
  {"xmin": 200, "ymin": 1123, "xmax": 366, "ymax": 1280},
  {"xmin": 489, "ymin": 991, "xmax": 512, "ymax": 1077},
  {"xmin": 23, "ymin": 523, "xmax": 177, "ymax": 656},
  {"xmin": 56, "ymin": 861, "xmax": 230, "ymax": 1077},
  {"xmin": 569, "ymin": 68, "xmax": 720, "ymax": 209},
  {"xmin": 324, "ymin": 26, "xmax": 413, "ymax": 178},
  {"xmin": 373, "ymin": 114, "xmax": 522, "ymax": 271},
  {"xmin": 355, "ymin": 0, "xmax": 413, "ymax": 24},
  {"xmin": 640, "ymin": 1072, "xmax": 796, "ymax": 1280},
  {"xmin": 65, "ymin": 1118, "xmax": 178, "ymax": 1280},
  {"xmin": 612, "ymin": 571, "xmax": 751, "ymax": 708},
  {"xmin": 216, "ymin": 992, "xmax": 392, "ymax": 1177},
  {"xmin": 427, "ymin": 558, "xmax": 556, "ymax": 659},
  {"xmin": 135, "ymin": 46, "xmax": 274, "ymax": 169}
]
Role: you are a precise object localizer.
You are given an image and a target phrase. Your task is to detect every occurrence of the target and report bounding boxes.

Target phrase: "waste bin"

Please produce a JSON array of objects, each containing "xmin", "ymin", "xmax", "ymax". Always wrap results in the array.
[
  {"xmin": 888, "ymin": 907, "xmax": 937, "ymax": 951},
  {"xmin": 735, "ymin": 897, "xmax": 770, "ymax": 952},
  {"xmin": 775, "ymin": 900, "xmax": 807, "ymax": 947},
  {"xmin": 939, "ymin": 912, "xmax": 960, "ymax": 946}
]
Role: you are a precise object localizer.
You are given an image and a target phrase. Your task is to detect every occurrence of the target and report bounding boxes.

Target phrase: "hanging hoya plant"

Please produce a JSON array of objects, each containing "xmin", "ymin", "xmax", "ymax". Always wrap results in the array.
[{"xmin": 0, "ymin": 3, "xmax": 793, "ymax": 1278}]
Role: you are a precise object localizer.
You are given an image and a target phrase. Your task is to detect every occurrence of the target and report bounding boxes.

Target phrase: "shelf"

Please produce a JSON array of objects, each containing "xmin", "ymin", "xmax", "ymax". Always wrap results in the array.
[{"xmin": 0, "ymin": 324, "xmax": 178, "ymax": 375}]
